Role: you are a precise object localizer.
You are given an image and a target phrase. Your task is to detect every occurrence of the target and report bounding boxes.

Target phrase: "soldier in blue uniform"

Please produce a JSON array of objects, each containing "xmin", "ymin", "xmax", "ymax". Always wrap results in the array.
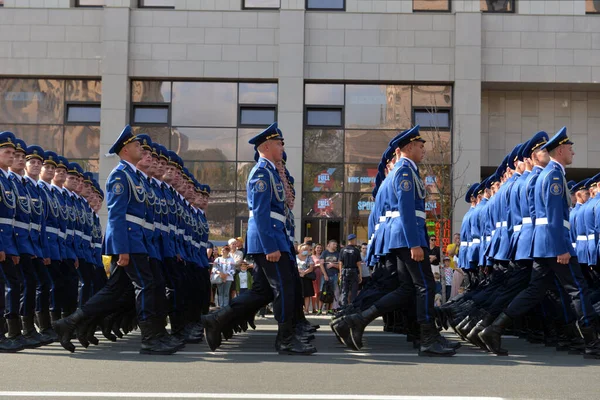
[
  {"xmin": 480, "ymin": 127, "xmax": 600, "ymax": 358},
  {"xmin": 202, "ymin": 122, "xmax": 316, "ymax": 355}
]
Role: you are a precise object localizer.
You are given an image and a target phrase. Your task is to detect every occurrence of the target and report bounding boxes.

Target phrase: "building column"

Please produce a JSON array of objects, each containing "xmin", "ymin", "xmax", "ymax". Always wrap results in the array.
[
  {"xmin": 452, "ymin": 11, "xmax": 482, "ymax": 232},
  {"xmin": 98, "ymin": 1, "xmax": 134, "ymax": 221},
  {"xmin": 278, "ymin": 3, "xmax": 305, "ymax": 241}
]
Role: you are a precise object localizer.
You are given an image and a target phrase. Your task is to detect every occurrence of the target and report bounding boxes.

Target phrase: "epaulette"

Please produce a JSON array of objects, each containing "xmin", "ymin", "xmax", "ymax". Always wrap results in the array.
[{"xmin": 257, "ymin": 159, "xmax": 268, "ymax": 169}]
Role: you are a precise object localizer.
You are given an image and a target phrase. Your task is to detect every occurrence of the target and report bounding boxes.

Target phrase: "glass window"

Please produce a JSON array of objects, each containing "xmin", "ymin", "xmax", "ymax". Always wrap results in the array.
[
  {"xmin": 76, "ymin": 0, "xmax": 104, "ymax": 6},
  {"xmin": 133, "ymin": 106, "xmax": 169, "ymax": 124},
  {"xmin": 304, "ymin": 163, "xmax": 344, "ymax": 192},
  {"xmin": 421, "ymin": 130, "xmax": 451, "ymax": 165},
  {"xmin": 172, "ymin": 82, "xmax": 237, "ymax": 127},
  {"xmin": 344, "ymin": 193, "xmax": 374, "ymax": 242},
  {"xmin": 206, "ymin": 191, "xmax": 236, "ymax": 240},
  {"xmin": 244, "ymin": 0, "xmax": 280, "ymax": 7},
  {"xmin": 306, "ymin": 0, "xmax": 345, "ymax": 10},
  {"xmin": 132, "ymin": 126, "xmax": 172, "ymax": 148},
  {"xmin": 302, "ymin": 192, "xmax": 343, "ymax": 218},
  {"xmin": 237, "ymin": 163, "xmax": 254, "ymax": 191},
  {"xmin": 64, "ymin": 126, "xmax": 100, "ymax": 159},
  {"xmin": 4, "ymin": 125, "xmax": 63, "ymax": 154},
  {"xmin": 303, "ymin": 129, "xmax": 343, "ymax": 163},
  {"xmin": 413, "ymin": 0, "xmax": 450, "ymax": 12},
  {"xmin": 412, "ymin": 85, "xmax": 452, "ymax": 107},
  {"xmin": 345, "ymin": 164, "xmax": 378, "ymax": 193},
  {"xmin": 414, "ymin": 109, "xmax": 451, "ymax": 130},
  {"xmin": 66, "ymin": 105, "xmax": 101, "ymax": 124},
  {"xmin": 481, "ymin": 0, "xmax": 514, "ymax": 12},
  {"xmin": 305, "ymin": 84, "xmax": 344, "ymax": 106},
  {"xmin": 587, "ymin": 0, "xmax": 600, "ymax": 13},
  {"xmin": 344, "ymin": 130, "xmax": 397, "ymax": 163},
  {"xmin": 66, "ymin": 80, "xmax": 101, "ymax": 102},
  {"xmin": 132, "ymin": 81, "xmax": 171, "ymax": 103},
  {"xmin": 185, "ymin": 162, "xmax": 236, "ymax": 191},
  {"xmin": 345, "ymin": 85, "xmax": 411, "ymax": 130},
  {"xmin": 172, "ymin": 127, "xmax": 236, "ymax": 161},
  {"xmin": 0, "ymin": 79, "xmax": 64, "ymax": 124},
  {"xmin": 236, "ymin": 191, "xmax": 249, "ymax": 217},
  {"xmin": 239, "ymin": 83, "xmax": 278, "ymax": 104},
  {"xmin": 306, "ymin": 108, "xmax": 342, "ymax": 127},
  {"xmin": 71, "ymin": 159, "xmax": 99, "ymax": 175},
  {"xmin": 240, "ymin": 107, "xmax": 277, "ymax": 126},
  {"xmin": 139, "ymin": 0, "xmax": 174, "ymax": 7},
  {"xmin": 237, "ymin": 128, "xmax": 264, "ymax": 162}
]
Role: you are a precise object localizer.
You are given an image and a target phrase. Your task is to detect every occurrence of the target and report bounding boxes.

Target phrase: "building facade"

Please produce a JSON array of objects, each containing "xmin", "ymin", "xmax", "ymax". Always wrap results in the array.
[{"xmin": 1, "ymin": 0, "xmax": 600, "ymax": 248}]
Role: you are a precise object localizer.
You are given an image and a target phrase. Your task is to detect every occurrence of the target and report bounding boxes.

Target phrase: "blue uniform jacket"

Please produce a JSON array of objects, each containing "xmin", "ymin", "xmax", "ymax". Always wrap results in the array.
[
  {"xmin": 198, "ymin": 209, "xmax": 210, "ymax": 267},
  {"xmin": 569, "ymin": 203, "xmax": 580, "ymax": 253},
  {"xmin": 39, "ymin": 180, "xmax": 61, "ymax": 261},
  {"xmin": 23, "ymin": 176, "xmax": 45, "ymax": 259},
  {"xmin": 586, "ymin": 195, "xmax": 600, "ymax": 266},
  {"xmin": 507, "ymin": 171, "xmax": 529, "ymax": 259},
  {"xmin": 0, "ymin": 170, "xmax": 18, "ymax": 256},
  {"xmin": 495, "ymin": 174, "xmax": 519, "ymax": 261},
  {"xmin": 468, "ymin": 201, "xmax": 484, "ymax": 266},
  {"xmin": 161, "ymin": 183, "xmax": 177, "ymax": 259},
  {"xmin": 515, "ymin": 166, "xmax": 542, "ymax": 261},
  {"xmin": 56, "ymin": 187, "xmax": 76, "ymax": 261},
  {"xmin": 478, "ymin": 198, "xmax": 492, "ymax": 267},
  {"xmin": 138, "ymin": 172, "xmax": 159, "ymax": 260},
  {"xmin": 9, "ymin": 172, "xmax": 35, "ymax": 256},
  {"xmin": 458, "ymin": 207, "xmax": 473, "ymax": 269}
]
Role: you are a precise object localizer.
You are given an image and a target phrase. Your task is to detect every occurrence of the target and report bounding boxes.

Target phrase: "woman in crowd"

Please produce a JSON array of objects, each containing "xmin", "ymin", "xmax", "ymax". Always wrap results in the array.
[
  {"xmin": 212, "ymin": 245, "xmax": 235, "ymax": 308},
  {"xmin": 297, "ymin": 243, "xmax": 316, "ymax": 314},
  {"xmin": 311, "ymin": 244, "xmax": 324, "ymax": 314}
]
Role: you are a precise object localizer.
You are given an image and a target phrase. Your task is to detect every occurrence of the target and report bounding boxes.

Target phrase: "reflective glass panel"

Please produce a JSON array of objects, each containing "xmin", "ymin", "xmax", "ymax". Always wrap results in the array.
[
  {"xmin": 305, "ymin": 84, "xmax": 344, "ymax": 105},
  {"xmin": 344, "ymin": 130, "xmax": 396, "ymax": 163},
  {"xmin": 206, "ymin": 191, "xmax": 235, "ymax": 240},
  {"xmin": 184, "ymin": 162, "xmax": 236, "ymax": 191},
  {"xmin": 481, "ymin": 0, "xmax": 514, "ymax": 12},
  {"xmin": 412, "ymin": 85, "xmax": 452, "ymax": 107},
  {"xmin": 133, "ymin": 106, "xmax": 169, "ymax": 124},
  {"xmin": 413, "ymin": 0, "xmax": 450, "ymax": 11},
  {"xmin": 421, "ymin": 130, "xmax": 451, "ymax": 165},
  {"xmin": 239, "ymin": 83, "xmax": 278, "ymax": 104},
  {"xmin": 240, "ymin": 107, "xmax": 276, "ymax": 126},
  {"xmin": 344, "ymin": 193, "xmax": 374, "ymax": 243},
  {"xmin": 4, "ymin": 124, "xmax": 63, "ymax": 154},
  {"xmin": 236, "ymin": 191, "xmax": 249, "ymax": 217},
  {"xmin": 64, "ymin": 126, "xmax": 100, "ymax": 159},
  {"xmin": 244, "ymin": 0, "xmax": 280, "ymax": 7},
  {"xmin": 345, "ymin": 85, "xmax": 411, "ymax": 129},
  {"xmin": 0, "ymin": 79, "xmax": 64, "ymax": 124},
  {"xmin": 237, "ymin": 162, "xmax": 254, "ymax": 191},
  {"xmin": 306, "ymin": 109, "xmax": 342, "ymax": 127},
  {"xmin": 303, "ymin": 129, "xmax": 343, "ymax": 163},
  {"xmin": 306, "ymin": 0, "xmax": 345, "ymax": 9},
  {"xmin": 172, "ymin": 82, "xmax": 237, "ymax": 127},
  {"xmin": 172, "ymin": 127, "xmax": 236, "ymax": 161},
  {"xmin": 131, "ymin": 81, "xmax": 172, "ymax": 103},
  {"xmin": 139, "ymin": 0, "xmax": 175, "ymax": 7},
  {"xmin": 302, "ymin": 192, "xmax": 343, "ymax": 218},
  {"xmin": 132, "ymin": 126, "xmax": 171, "ymax": 148},
  {"xmin": 237, "ymin": 128, "xmax": 263, "ymax": 162},
  {"xmin": 67, "ymin": 105, "xmax": 101, "ymax": 123},
  {"xmin": 345, "ymin": 164, "xmax": 378, "ymax": 193},
  {"xmin": 304, "ymin": 163, "xmax": 344, "ymax": 192},
  {"xmin": 66, "ymin": 80, "xmax": 101, "ymax": 102},
  {"xmin": 414, "ymin": 110, "xmax": 450, "ymax": 129},
  {"xmin": 70, "ymin": 159, "xmax": 99, "ymax": 176}
]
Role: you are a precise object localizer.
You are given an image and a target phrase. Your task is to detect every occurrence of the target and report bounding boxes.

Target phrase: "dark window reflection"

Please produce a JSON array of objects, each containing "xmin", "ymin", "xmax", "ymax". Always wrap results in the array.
[
  {"xmin": 414, "ymin": 109, "xmax": 451, "ymax": 129},
  {"xmin": 302, "ymin": 192, "xmax": 343, "ymax": 218},
  {"xmin": 305, "ymin": 84, "xmax": 344, "ymax": 105},
  {"xmin": 412, "ymin": 85, "xmax": 452, "ymax": 107},
  {"xmin": 132, "ymin": 126, "xmax": 172, "ymax": 148},
  {"xmin": 132, "ymin": 81, "xmax": 172, "ymax": 103},
  {"xmin": 133, "ymin": 106, "xmax": 169, "ymax": 124},
  {"xmin": 0, "ymin": 79, "xmax": 64, "ymax": 124},
  {"xmin": 345, "ymin": 130, "xmax": 396, "ymax": 163},
  {"xmin": 303, "ymin": 129, "xmax": 343, "ymax": 163},
  {"xmin": 4, "ymin": 124, "xmax": 63, "ymax": 154},
  {"xmin": 172, "ymin": 82, "xmax": 237, "ymax": 127},
  {"xmin": 413, "ymin": 0, "xmax": 450, "ymax": 11},
  {"xmin": 240, "ymin": 107, "xmax": 276, "ymax": 126},
  {"xmin": 66, "ymin": 80, "xmax": 102, "ymax": 102},
  {"xmin": 237, "ymin": 162, "xmax": 254, "ymax": 191},
  {"xmin": 306, "ymin": 0, "xmax": 344, "ymax": 9},
  {"xmin": 303, "ymin": 163, "xmax": 344, "ymax": 193},
  {"xmin": 345, "ymin": 85, "xmax": 411, "ymax": 130},
  {"xmin": 344, "ymin": 193, "xmax": 374, "ymax": 242},
  {"xmin": 345, "ymin": 164, "xmax": 378, "ymax": 193},
  {"xmin": 185, "ymin": 161, "xmax": 236, "ymax": 191},
  {"xmin": 307, "ymin": 109, "xmax": 342, "ymax": 127},
  {"xmin": 239, "ymin": 83, "xmax": 278, "ymax": 104},
  {"xmin": 205, "ymin": 191, "xmax": 235, "ymax": 240},
  {"xmin": 66, "ymin": 105, "xmax": 101, "ymax": 124},
  {"xmin": 64, "ymin": 126, "xmax": 100, "ymax": 159},
  {"xmin": 172, "ymin": 127, "xmax": 236, "ymax": 161}
]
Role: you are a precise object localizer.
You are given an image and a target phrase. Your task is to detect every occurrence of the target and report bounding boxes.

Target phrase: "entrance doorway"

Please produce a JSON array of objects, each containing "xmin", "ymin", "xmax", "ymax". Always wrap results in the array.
[{"xmin": 303, "ymin": 219, "xmax": 342, "ymax": 245}]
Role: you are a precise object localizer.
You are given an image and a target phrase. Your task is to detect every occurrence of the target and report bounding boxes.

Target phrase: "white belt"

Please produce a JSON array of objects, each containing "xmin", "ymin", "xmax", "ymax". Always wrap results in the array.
[
  {"xmin": 385, "ymin": 211, "xmax": 393, "ymax": 217},
  {"xmin": 577, "ymin": 235, "xmax": 588, "ymax": 241},
  {"xmin": 588, "ymin": 234, "xmax": 595, "ymax": 240},
  {"xmin": 82, "ymin": 234, "xmax": 91, "ymax": 242},
  {"xmin": 13, "ymin": 221, "xmax": 30, "ymax": 231},
  {"xmin": 472, "ymin": 238, "xmax": 481, "ymax": 244},
  {"xmin": 59, "ymin": 231, "xmax": 66, "ymax": 239},
  {"xmin": 45, "ymin": 226, "xmax": 59, "ymax": 235},
  {"xmin": 491, "ymin": 229, "xmax": 496, "ymax": 236},
  {"xmin": 169, "ymin": 224, "xmax": 176, "ymax": 232},
  {"xmin": 495, "ymin": 222, "xmax": 501, "ymax": 228},
  {"xmin": 379, "ymin": 216, "xmax": 386, "ymax": 222},
  {"xmin": 143, "ymin": 222, "xmax": 155, "ymax": 231},
  {"xmin": 486, "ymin": 236, "xmax": 491, "ymax": 241},
  {"xmin": 522, "ymin": 217, "xmax": 532, "ymax": 224},
  {"xmin": 248, "ymin": 211, "xmax": 286, "ymax": 223},
  {"xmin": 535, "ymin": 218, "xmax": 570, "ymax": 229},
  {"xmin": 460, "ymin": 241, "xmax": 468, "ymax": 246},
  {"xmin": 184, "ymin": 235, "xmax": 192, "ymax": 241},
  {"xmin": 30, "ymin": 223, "xmax": 41, "ymax": 232},
  {"xmin": 467, "ymin": 242, "xmax": 473, "ymax": 247},
  {"xmin": 513, "ymin": 225, "xmax": 522, "ymax": 232},
  {"xmin": 200, "ymin": 241, "xmax": 207, "ymax": 248},
  {"xmin": 177, "ymin": 229, "xmax": 184, "ymax": 235},
  {"xmin": 94, "ymin": 243, "xmax": 102, "ymax": 249},
  {"xmin": 573, "ymin": 243, "xmax": 577, "ymax": 249},
  {"xmin": 0, "ymin": 217, "xmax": 13, "ymax": 225},
  {"xmin": 501, "ymin": 221, "xmax": 507, "ymax": 227},
  {"xmin": 191, "ymin": 240, "xmax": 199, "ymax": 248},
  {"xmin": 161, "ymin": 224, "xmax": 170, "ymax": 233},
  {"xmin": 126, "ymin": 214, "xmax": 145, "ymax": 227},
  {"xmin": 375, "ymin": 223, "xmax": 380, "ymax": 230},
  {"xmin": 289, "ymin": 236, "xmax": 294, "ymax": 242},
  {"xmin": 74, "ymin": 230, "xmax": 83, "ymax": 238},
  {"xmin": 154, "ymin": 222, "xmax": 161, "ymax": 230},
  {"xmin": 389, "ymin": 211, "xmax": 425, "ymax": 219},
  {"xmin": 66, "ymin": 229, "xmax": 74, "ymax": 237}
]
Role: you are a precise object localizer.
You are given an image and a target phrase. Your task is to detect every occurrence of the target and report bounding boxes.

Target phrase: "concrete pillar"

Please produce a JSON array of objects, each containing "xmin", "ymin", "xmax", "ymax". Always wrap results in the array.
[
  {"xmin": 452, "ymin": 12, "xmax": 482, "ymax": 233},
  {"xmin": 278, "ymin": 4, "xmax": 305, "ymax": 240}
]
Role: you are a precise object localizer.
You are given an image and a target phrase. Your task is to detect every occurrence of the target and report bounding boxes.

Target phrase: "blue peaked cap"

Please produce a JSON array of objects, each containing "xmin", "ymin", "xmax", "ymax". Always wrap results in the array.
[
  {"xmin": 108, "ymin": 125, "xmax": 141, "ymax": 155},
  {"xmin": 248, "ymin": 122, "xmax": 283, "ymax": 146},
  {"xmin": 25, "ymin": 145, "xmax": 45, "ymax": 161},
  {"xmin": 464, "ymin": 182, "xmax": 479, "ymax": 203},
  {"xmin": 541, "ymin": 127, "xmax": 572, "ymax": 153}
]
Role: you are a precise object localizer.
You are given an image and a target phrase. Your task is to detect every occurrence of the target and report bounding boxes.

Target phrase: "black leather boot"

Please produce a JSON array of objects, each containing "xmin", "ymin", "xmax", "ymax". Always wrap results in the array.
[
  {"xmin": 36, "ymin": 311, "xmax": 58, "ymax": 342},
  {"xmin": 138, "ymin": 320, "xmax": 178, "ymax": 355},
  {"xmin": 84, "ymin": 316, "xmax": 101, "ymax": 346},
  {"xmin": 330, "ymin": 317, "xmax": 346, "ymax": 345},
  {"xmin": 342, "ymin": 305, "xmax": 381, "ymax": 350},
  {"xmin": 0, "ymin": 318, "xmax": 23, "ymax": 353},
  {"xmin": 466, "ymin": 311, "xmax": 494, "ymax": 351},
  {"xmin": 276, "ymin": 321, "xmax": 317, "ymax": 355},
  {"xmin": 101, "ymin": 313, "xmax": 118, "ymax": 342},
  {"xmin": 52, "ymin": 309, "xmax": 88, "ymax": 353},
  {"xmin": 201, "ymin": 306, "xmax": 235, "ymax": 351},
  {"xmin": 542, "ymin": 319, "xmax": 558, "ymax": 347},
  {"xmin": 458, "ymin": 311, "xmax": 481, "ymax": 339},
  {"xmin": 478, "ymin": 312, "xmax": 511, "ymax": 355},
  {"xmin": 418, "ymin": 323, "xmax": 456, "ymax": 357},
  {"xmin": 22, "ymin": 315, "xmax": 53, "ymax": 345},
  {"xmin": 580, "ymin": 323, "xmax": 600, "ymax": 359}
]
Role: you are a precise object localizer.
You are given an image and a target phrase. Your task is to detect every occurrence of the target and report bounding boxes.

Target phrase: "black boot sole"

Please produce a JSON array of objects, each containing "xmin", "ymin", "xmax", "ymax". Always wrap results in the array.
[
  {"xmin": 418, "ymin": 350, "xmax": 456, "ymax": 357},
  {"xmin": 139, "ymin": 348, "xmax": 177, "ymax": 355},
  {"xmin": 277, "ymin": 349, "xmax": 317, "ymax": 355},
  {"xmin": 583, "ymin": 353, "xmax": 600, "ymax": 359}
]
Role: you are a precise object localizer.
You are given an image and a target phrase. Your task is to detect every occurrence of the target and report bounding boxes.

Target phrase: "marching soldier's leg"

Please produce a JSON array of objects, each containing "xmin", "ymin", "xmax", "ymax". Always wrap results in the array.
[
  {"xmin": 31, "ymin": 257, "xmax": 57, "ymax": 342},
  {"xmin": 18, "ymin": 254, "xmax": 47, "ymax": 347},
  {"xmin": 47, "ymin": 260, "xmax": 65, "ymax": 328},
  {"xmin": 77, "ymin": 259, "xmax": 93, "ymax": 307},
  {"xmin": 0, "ymin": 258, "xmax": 24, "ymax": 352}
]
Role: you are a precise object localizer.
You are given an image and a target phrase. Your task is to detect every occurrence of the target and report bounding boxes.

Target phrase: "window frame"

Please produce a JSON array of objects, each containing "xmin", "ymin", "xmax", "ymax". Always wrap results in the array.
[
  {"xmin": 242, "ymin": 0, "xmax": 281, "ymax": 10},
  {"xmin": 238, "ymin": 104, "xmax": 278, "ymax": 128},
  {"xmin": 412, "ymin": 0, "xmax": 451, "ymax": 13},
  {"xmin": 304, "ymin": 105, "xmax": 344, "ymax": 129},
  {"xmin": 74, "ymin": 0, "xmax": 104, "ymax": 7},
  {"xmin": 138, "ymin": 0, "xmax": 175, "ymax": 9},
  {"xmin": 481, "ymin": 0, "xmax": 515, "ymax": 13},
  {"xmin": 412, "ymin": 107, "xmax": 452, "ymax": 131},
  {"xmin": 131, "ymin": 103, "xmax": 171, "ymax": 126},
  {"xmin": 305, "ymin": 0, "xmax": 346, "ymax": 11},
  {"xmin": 64, "ymin": 102, "xmax": 101, "ymax": 125}
]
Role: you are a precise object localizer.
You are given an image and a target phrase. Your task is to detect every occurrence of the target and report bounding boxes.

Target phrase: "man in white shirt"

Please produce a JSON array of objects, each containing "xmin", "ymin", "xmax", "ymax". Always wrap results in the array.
[{"xmin": 229, "ymin": 238, "xmax": 244, "ymax": 270}]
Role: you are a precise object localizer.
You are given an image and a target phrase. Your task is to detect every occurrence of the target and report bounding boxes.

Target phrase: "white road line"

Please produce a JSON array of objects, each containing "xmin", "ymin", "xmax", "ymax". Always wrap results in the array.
[
  {"xmin": 0, "ymin": 392, "xmax": 506, "ymax": 399},
  {"xmin": 118, "ymin": 350, "xmax": 526, "ymax": 358}
]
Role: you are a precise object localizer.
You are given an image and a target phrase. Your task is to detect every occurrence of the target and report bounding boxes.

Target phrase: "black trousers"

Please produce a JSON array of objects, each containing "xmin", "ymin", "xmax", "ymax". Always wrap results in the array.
[
  {"xmin": 340, "ymin": 269, "xmax": 359, "ymax": 307},
  {"xmin": 0, "ymin": 257, "xmax": 21, "ymax": 319},
  {"xmin": 32, "ymin": 257, "xmax": 51, "ymax": 313},
  {"xmin": 374, "ymin": 247, "xmax": 436, "ymax": 324},
  {"xmin": 352, "ymin": 258, "xmax": 399, "ymax": 311},
  {"xmin": 149, "ymin": 258, "xmax": 167, "ymax": 319},
  {"xmin": 162, "ymin": 257, "xmax": 184, "ymax": 314},
  {"xmin": 183, "ymin": 262, "xmax": 202, "ymax": 321},
  {"xmin": 92, "ymin": 265, "xmax": 108, "ymax": 295},
  {"xmin": 506, "ymin": 257, "xmax": 596, "ymax": 328},
  {"xmin": 77, "ymin": 259, "xmax": 94, "ymax": 308},
  {"xmin": 18, "ymin": 254, "xmax": 36, "ymax": 317},
  {"xmin": 61, "ymin": 259, "xmax": 79, "ymax": 313},
  {"xmin": 46, "ymin": 260, "xmax": 65, "ymax": 313},
  {"xmin": 231, "ymin": 252, "xmax": 294, "ymax": 323},
  {"xmin": 198, "ymin": 267, "xmax": 211, "ymax": 315},
  {"xmin": 486, "ymin": 260, "xmax": 532, "ymax": 317}
]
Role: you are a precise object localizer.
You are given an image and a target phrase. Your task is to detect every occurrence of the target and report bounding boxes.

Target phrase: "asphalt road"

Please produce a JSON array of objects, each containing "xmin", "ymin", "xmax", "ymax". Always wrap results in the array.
[{"xmin": 0, "ymin": 316, "xmax": 599, "ymax": 400}]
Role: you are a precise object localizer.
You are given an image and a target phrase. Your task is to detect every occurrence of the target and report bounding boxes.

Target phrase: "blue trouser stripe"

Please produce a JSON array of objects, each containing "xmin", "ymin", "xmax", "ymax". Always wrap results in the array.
[
  {"xmin": 568, "ymin": 262, "xmax": 589, "ymax": 327},
  {"xmin": 417, "ymin": 261, "xmax": 430, "ymax": 323},
  {"xmin": 131, "ymin": 256, "xmax": 147, "ymax": 321},
  {"xmin": 274, "ymin": 262, "xmax": 284, "ymax": 323},
  {"xmin": 0, "ymin": 265, "xmax": 11, "ymax": 313}
]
